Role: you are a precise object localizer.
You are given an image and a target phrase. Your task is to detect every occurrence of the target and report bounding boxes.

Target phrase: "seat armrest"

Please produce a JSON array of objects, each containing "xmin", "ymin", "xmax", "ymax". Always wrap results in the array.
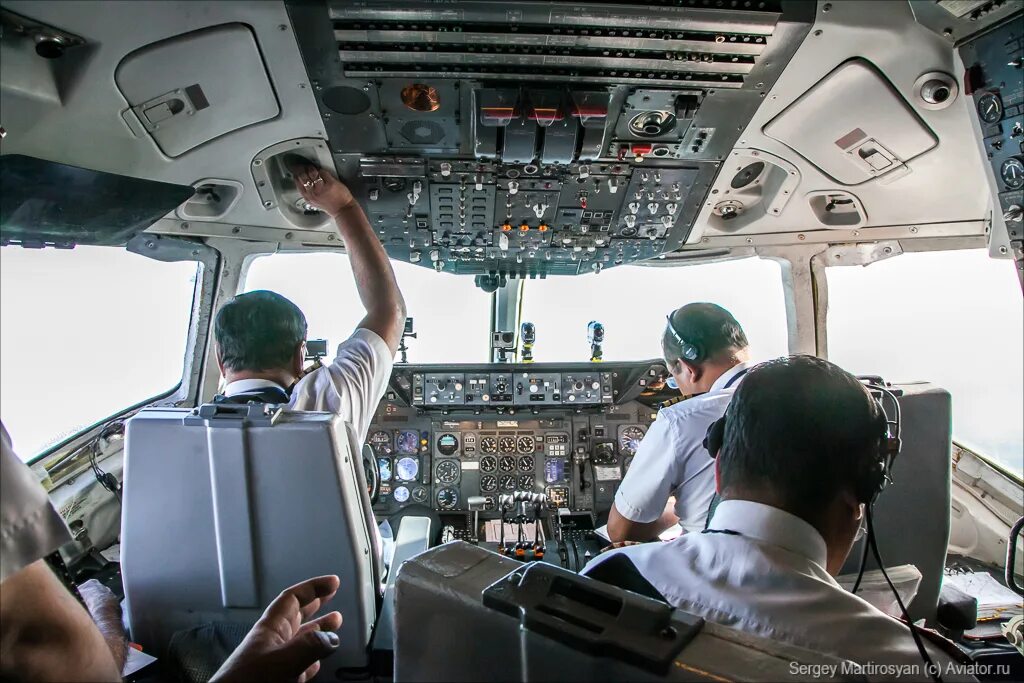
[{"xmin": 372, "ymin": 516, "xmax": 432, "ymax": 654}]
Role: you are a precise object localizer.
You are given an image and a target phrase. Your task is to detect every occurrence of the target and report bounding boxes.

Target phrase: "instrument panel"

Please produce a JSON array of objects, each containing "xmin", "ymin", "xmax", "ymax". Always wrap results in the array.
[{"xmin": 367, "ymin": 361, "xmax": 670, "ymax": 518}]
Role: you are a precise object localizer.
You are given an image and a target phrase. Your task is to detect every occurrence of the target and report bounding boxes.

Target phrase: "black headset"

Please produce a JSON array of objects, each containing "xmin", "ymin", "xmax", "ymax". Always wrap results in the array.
[
  {"xmin": 702, "ymin": 383, "xmax": 901, "ymax": 505},
  {"xmin": 664, "ymin": 313, "xmax": 702, "ymax": 363}
]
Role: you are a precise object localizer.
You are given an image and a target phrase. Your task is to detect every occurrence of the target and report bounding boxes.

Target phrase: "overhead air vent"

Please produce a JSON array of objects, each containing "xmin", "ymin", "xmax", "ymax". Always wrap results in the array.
[{"xmin": 329, "ymin": 1, "xmax": 784, "ymax": 89}]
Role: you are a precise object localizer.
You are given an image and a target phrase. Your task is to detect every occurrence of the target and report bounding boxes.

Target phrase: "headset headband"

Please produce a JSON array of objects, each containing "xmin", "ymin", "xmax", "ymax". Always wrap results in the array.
[{"xmin": 665, "ymin": 313, "xmax": 702, "ymax": 363}]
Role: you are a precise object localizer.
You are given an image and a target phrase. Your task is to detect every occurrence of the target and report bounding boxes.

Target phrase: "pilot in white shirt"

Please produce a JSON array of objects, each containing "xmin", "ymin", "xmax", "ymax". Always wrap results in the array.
[
  {"xmin": 213, "ymin": 164, "xmax": 406, "ymax": 444},
  {"xmin": 608, "ymin": 303, "xmax": 752, "ymax": 541},
  {"xmin": 586, "ymin": 356, "xmax": 971, "ymax": 681}
]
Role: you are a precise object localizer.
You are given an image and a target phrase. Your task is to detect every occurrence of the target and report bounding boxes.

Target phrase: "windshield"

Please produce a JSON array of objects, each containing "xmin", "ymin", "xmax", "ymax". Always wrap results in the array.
[
  {"xmin": 826, "ymin": 249, "xmax": 1023, "ymax": 476},
  {"xmin": 519, "ymin": 257, "xmax": 790, "ymax": 363},
  {"xmin": 243, "ymin": 252, "xmax": 493, "ymax": 363},
  {"xmin": 0, "ymin": 246, "xmax": 198, "ymax": 460}
]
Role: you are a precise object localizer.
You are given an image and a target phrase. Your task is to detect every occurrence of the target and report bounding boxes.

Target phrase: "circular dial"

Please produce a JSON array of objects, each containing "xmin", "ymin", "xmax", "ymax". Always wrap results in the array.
[
  {"xmin": 369, "ymin": 430, "xmax": 392, "ymax": 456},
  {"xmin": 395, "ymin": 456, "xmax": 419, "ymax": 481},
  {"xmin": 480, "ymin": 475, "xmax": 498, "ymax": 493},
  {"xmin": 499, "ymin": 474, "xmax": 516, "ymax": 491},
  {"xmin": 480, "ymin": 455, "xmax": 498, "ymax": 472},
  {"xmin": 377, "ymin": 458, "xmax": 392, "ymax": 482},
  {"xmin": 412, "ymin": 486, "xmax": 428, "ymax": 503},
  {"xmin": 435, "ymin": 459, "xmax": 460, "ymax": 484},
  {"xmin": 516, "ymin": 436, "xmax": 535, "ymax": 454},
  {"xmin": 518, "ymin": 455, "xmax": 535, "ymax": 472},
  {"xmin": 396, "ymin": 430, "xmax": 419, "ymax": 455},
  {"xmin": 1001, "ymin": 156, "xmax": 1024, "ymax": 189},
  {"xmin": 483, "ymin": 496, "xmax": 496, "ymax": 511},
  {"xmin": 499, "ymin": 455, "xmax": 517, "ymax": 472},
  {"xmin": 517, "ymin": 474, "xmax": 535, "ymax": 490},
  {"xmin": 393, "ymin": 485, "xmax": 410, "ymax": 503},
  {"xmin": 480, "ymin": 436, "xmax": 498, "ymax": 454},
  {"xmin": 436, "ymin": 433, "xmax": 459, "ymax": 456},
  {"xmin": 436, "ymin": 487, "xmax": 459, "ymax": 510},
  {"xmin": 498, "ymin": 436, "xmax": 517, "ymax": 454},
  {"xmin": 619, "ymin": 425, "xmax": 647, "ymax": 457},
  {"xmin": 978, "ymin": 92, "xmax": 1003, "ymax": 124}
]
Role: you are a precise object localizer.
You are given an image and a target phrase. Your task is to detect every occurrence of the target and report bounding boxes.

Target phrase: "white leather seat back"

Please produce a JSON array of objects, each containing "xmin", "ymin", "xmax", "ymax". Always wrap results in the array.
[{"xmin": 121, "ymin": 403, "xmax": 379, "ymax": 672}]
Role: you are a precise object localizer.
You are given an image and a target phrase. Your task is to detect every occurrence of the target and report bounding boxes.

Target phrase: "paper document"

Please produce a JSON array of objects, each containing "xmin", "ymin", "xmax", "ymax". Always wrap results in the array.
[
  {"xmin": 123, "ymin": 647, "xmax": 157, "ymax": 676},
  {"xmin": 944, "ymin": 571, "xmax": 1024, "ymax": 621}
]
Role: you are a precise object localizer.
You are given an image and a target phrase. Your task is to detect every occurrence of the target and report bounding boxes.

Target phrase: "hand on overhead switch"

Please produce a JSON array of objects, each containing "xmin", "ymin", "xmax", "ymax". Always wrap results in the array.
[{"xmin": 293, "ymin": 163, "xmax": 356, "ymax": 218}]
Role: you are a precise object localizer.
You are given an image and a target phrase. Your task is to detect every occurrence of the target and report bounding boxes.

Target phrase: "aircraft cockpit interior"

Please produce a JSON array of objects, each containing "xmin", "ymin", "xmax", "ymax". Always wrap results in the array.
[{"xmin": 1, "ymin": 1, "xmax": 1022, "ymax": 681}]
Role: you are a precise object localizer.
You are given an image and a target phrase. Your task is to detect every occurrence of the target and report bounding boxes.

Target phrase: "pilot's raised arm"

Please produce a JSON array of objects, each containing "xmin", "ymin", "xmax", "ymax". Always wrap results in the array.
[
  {"xmin": 213, "ymin": 164, "xmax": 405, "ymax": 442},
  {"xmin": 294, "ymin": 164, "xmax": 407, "ymax": 353},
  {"xmin": 607, "ymin": 304, "xmax": 751, "ymax": 543}
]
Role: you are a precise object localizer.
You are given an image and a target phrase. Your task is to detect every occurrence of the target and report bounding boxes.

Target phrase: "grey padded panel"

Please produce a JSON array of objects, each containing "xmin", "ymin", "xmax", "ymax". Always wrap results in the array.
[
  {"xmin": 121, "ymin": 406, "xmax": 377, "ymax": 673},
  {"xmin": 115, "ymin": 24, "xmax": 279, "ymax": 158},
  {"xmin": 840, "ymin": 382, "xmax": 952, "ymax": 623},
  {"xmin": 395, "ymin": 542, "xmax": 855, "ymax": 682}
]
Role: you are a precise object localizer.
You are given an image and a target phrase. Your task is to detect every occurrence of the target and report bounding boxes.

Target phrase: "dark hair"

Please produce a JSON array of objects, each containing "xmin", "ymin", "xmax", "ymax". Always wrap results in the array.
[
  {"xmin": 214, "ymin": 290, "xmax": 307, "ymax": 372},
  {"xmin": 717, "ymin": 355, "xmax": 885, "ymax": 519},
  {"xmin": 662, "ymin": 302, "xmax": 748, "ymax": 366}
]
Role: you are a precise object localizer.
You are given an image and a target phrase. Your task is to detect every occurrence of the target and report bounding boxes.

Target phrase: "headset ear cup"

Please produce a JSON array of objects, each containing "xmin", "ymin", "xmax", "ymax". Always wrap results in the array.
[{"xmin": 704, "ymin": 417, "xmax": 726, "ymax": 457}]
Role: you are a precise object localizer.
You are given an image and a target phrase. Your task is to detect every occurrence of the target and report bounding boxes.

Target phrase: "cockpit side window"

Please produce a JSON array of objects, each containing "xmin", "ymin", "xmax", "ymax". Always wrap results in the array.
[
  {"xmin": 0, "ymin": 246, "xmax": 199, "ymax": 461},
  {"xmin": 825, "ymin": 248, "xmax": 1023, "ymax": 476}
]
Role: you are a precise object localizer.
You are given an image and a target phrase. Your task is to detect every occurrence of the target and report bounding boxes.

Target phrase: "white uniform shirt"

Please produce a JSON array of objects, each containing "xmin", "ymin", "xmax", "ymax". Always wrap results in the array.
[
  {"xmin": 614, "ymin": 361, "xmax": 751, "ymax": 532},
  {"xmin": 1, "ymin": 423, "xmax": 72, "ymax": 582},
  {"xmin": 223, "ymin": 328, "xmax": 393, "ymax": 442},
  {"xmin": 584, "ymin": 500, "xmax": 969, "ymax": 679}
]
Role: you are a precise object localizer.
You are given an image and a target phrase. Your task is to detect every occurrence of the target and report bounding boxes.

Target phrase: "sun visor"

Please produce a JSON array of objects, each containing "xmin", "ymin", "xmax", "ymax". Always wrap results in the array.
[{"xmin": 0, "ymin": 155, "xmax": 195, "ymax": 248}]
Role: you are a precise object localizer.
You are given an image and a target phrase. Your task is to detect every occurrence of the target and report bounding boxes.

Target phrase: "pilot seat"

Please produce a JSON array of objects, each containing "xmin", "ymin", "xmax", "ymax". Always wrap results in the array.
[{"xmin": 120, "ymin": 402, "xmax": 431, "ymax": 679}]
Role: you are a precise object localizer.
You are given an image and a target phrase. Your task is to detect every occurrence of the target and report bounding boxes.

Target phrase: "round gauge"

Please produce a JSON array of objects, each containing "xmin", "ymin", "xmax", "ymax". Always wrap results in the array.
[
  {"xmin": 619, "ymin": 425, "xmax": 647, "ymax": 458},
  {"xmin": 480, "ymin": 436, "xmax": 498, "ymax": 454},
  {"xmin": 436, "ymin": 487, "xmax": 459, "ymax": 510},
  {"xmin": 498, "ymin": 436, "xmax": 517, "ymax": 454},
  {"xmin": 518, "ymin": 455, "xmax": 535, "ymax": 472},
  {"xmin": 437, "ymin": 433, "xmax": 459, "ymax": 456},
  {"xmin": 377, "ymin": 458, "xmax": 392, "ymax": 482},
  {"xmin": 978, "ymin": 92, "xmax": 1003, "ymax": 124},
  {"xmin": 369, "ymin": 430, "xmax": 392, "ymax": 456},
  {"xmin": 480, "ymin": 475, "xmax": 498, "ymax": 493},
  {"xmin": 435, "ymin": 459, "xmax": 460, "ymax": 484},
  {"xmin": 499, "ymin": 455, "xmax": 517, "ymax": 472},
  {"xmin": 1001, "ymin": 156, "xmax": 1024, "ymax": 189},
  {"xmin": 480, "ymin": 455, "xmax": 498, "ymax": 472},
  {"xmin": 483, "ymin": 496, "xmax": 496, "ymax": 511},
  {"xmin": 412, "ymin": 486, "xmax": 428, "ymax": 503},
  {"xmin": 517, "ymin": 435, "xmax": 535, "ymax": 454},
  {"xmin": 517, "ymin": 474, "xmax": 535, "ymax": 490},
  {"xmin": 396, "ymin": 430, "xmax": 420, "ymax": 455},
  {"xmin": 393, "ymin": 485, "xmax": 410, "ymax": 503},
  {"xmin": 499, "ymin": 474, "xmax": 516, "ymax": 491},
  {"xmin": 395, "ymin": 456, "xmax": 419, "ymax": 481}
]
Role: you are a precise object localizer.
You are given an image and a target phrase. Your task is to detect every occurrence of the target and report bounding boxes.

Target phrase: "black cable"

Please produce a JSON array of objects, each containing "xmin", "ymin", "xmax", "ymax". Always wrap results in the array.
[
  {"xmin": 866, "ymin": 508, "xmax": 943, "ymax": 683},
  {"xmin": 89, "ymin": 423, "xmax": 123, "ymax": 504},
  {"xmin": 1007, "ymin": 516, "xmax": 1024, "ymax": 597},
  {"xmin": 851, "ymin": 523, "xmax": 871, "ymax": 594}
]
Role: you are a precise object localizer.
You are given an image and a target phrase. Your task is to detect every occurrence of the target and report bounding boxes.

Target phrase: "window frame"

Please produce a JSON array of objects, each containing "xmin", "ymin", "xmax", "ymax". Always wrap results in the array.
[
  {"xmin": 814, "ymin": 239, "xmax": 1022, "ymax": 479},
  {"xmin": 15, "ymin": 239, "xmax": 219, "ymax": 471}
]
